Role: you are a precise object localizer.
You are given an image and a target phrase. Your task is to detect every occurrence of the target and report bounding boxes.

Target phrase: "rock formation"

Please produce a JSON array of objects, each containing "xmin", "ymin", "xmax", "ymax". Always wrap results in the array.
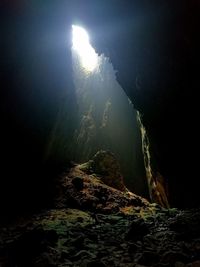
[
  {"xmin": 79, "ymin": 150, "xmax": 126, "ymax": 192},
  {"xmin": 1, "ymin": 161, "xmax": 200, "ymax": 267}
]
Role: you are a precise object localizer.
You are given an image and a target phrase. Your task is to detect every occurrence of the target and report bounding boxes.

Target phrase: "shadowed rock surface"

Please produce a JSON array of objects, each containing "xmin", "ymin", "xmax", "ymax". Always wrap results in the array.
[{"xmin": 1, "ymin": 162, "xmax": 200, "ymax": 267}]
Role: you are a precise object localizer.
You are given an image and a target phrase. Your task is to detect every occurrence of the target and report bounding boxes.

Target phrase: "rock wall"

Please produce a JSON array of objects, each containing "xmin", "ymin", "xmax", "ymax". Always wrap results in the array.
[{"xmin": 87, "ymin": 1, "xmax": 200, "ymax": 207}]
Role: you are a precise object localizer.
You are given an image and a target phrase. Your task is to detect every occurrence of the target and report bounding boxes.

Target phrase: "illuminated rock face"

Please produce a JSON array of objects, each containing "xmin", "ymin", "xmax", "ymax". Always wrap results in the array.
[
  {"xmin": 82, "ymin": 150, "xmax": 126, "ymax": 191},
  {"xmin": 71, "ymin": 46, "xmax": 148, "ymax": 198}
]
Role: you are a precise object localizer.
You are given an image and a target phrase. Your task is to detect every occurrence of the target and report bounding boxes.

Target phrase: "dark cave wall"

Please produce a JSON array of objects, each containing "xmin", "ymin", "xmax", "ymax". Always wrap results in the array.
[
  {"xmin": 90, "ymin": 1, "xmax": 200, "ymax": 207},
  {"xmin": 1, "ymin": 5, "xmax": 77, "ymax": 216}
]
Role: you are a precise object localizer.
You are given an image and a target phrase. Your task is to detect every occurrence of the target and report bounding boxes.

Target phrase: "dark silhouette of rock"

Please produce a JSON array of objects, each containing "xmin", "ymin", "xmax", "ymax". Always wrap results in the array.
[
  {"xmin": 72, "ymin": 176, "xmax": 84, "ymax": 191},
  {"xmin": 125, "ymin": 218, "xmax": 149, "ymax": 241},
  {"xmin": 87, "ymin": 260, "xmax": 106, "ymax": 267}
]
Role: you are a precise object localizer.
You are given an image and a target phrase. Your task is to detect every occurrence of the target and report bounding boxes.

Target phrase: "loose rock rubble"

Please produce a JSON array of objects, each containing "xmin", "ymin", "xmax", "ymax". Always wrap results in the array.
[{"xmin": 0, "ymin": 164, "xmax": 200, "ymax": 267}]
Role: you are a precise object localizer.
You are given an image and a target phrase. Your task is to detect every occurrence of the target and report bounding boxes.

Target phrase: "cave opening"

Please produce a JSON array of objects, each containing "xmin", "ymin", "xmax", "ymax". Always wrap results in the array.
[{"xmin": 72, "ymin": 25, "xmax": 98, "ymax": 72}]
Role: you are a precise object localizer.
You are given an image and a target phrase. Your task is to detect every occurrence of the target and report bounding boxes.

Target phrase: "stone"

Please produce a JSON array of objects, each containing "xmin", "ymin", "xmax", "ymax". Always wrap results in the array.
[
  {"xmin": 125, "ymin": 218, "xmax": 149, "ymax": 241},
  {"xmin": 162, "ymin": 251, "xmax": 189, "ymax": 264},
  {"xmin": 72, "ymin": 176, "xmax": 84, "ymax": 191},
  {"xmin": 87, "ymin": 260, "xmax": 106, "ymax": 267},
  {"xmin": 71, "ymin": 234, "xmax": 85, "ymax": 249},
  {"xmin": 138, "ymin": 251, "xmax": 159, "ymax": 265},
  {"xmin": 90, "ymin": 150, "xmax": 126, "ymax": 191}
]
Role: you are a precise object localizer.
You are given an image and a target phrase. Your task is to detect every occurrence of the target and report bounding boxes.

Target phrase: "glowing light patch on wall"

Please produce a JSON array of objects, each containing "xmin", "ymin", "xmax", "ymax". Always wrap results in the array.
[{"xmin": 72, "ymin": 25, "xmax": 98, "ymax": 72}]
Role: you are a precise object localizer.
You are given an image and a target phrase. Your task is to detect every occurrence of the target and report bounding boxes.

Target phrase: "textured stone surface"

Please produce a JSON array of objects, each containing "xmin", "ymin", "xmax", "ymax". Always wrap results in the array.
[
  {"xmin": 1, "ymin": 165, "xmax": 200, "ymax": 266},
  {"xmin": 81, "ymin": 150, "xmax": 126, "ymax": 191}
]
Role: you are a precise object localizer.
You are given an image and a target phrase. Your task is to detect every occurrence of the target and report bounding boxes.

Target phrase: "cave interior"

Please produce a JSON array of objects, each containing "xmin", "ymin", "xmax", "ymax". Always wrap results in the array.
[{"xmin": 1, "ymin": 1, "xmax": 200, "ymax": 266}]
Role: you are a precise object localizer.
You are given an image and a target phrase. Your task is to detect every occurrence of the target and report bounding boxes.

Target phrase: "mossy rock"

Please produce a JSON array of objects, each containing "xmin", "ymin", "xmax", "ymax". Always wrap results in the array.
[{"xmin": 40, "ymin": 209, "xmax": 92, "ymax": 235}]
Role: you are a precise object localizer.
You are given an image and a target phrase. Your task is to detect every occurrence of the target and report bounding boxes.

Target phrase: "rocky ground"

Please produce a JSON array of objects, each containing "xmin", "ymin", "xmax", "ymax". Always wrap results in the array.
[{"xmin": 0, "ymin": 162, "xmax": 200, "ymax": 267}]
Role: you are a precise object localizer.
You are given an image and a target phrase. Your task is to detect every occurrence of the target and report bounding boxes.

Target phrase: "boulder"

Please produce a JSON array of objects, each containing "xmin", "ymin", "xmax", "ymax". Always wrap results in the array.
[{"xmin": 90, "ymin": 150, "xmax": 126, "ymax": 191}]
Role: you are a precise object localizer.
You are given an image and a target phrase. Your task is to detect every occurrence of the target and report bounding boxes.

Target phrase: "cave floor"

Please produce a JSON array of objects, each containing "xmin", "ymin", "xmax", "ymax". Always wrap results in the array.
[{"xmin": 0, "ymin": 165, "xmax": 200, "ymax": 267}]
